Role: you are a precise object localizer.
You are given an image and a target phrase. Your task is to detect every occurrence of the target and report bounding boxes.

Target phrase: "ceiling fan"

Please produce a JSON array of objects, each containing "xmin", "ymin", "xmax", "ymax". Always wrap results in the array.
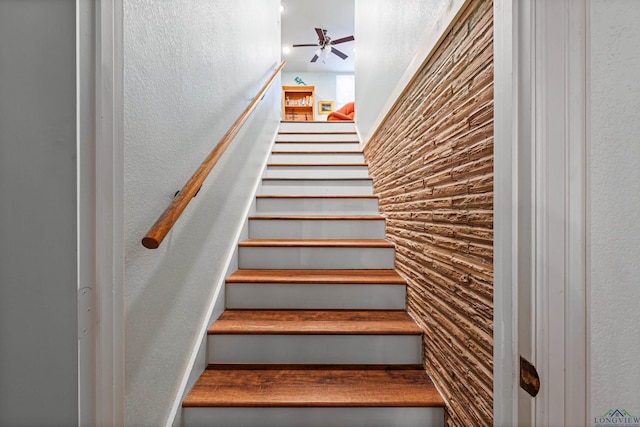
[{"xmin": 292, "ymin": 28, "xmax": 355, "ymax": 63}]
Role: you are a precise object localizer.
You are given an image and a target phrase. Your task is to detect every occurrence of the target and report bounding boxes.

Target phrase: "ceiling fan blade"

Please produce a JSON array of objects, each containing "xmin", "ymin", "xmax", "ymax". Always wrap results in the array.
[
  {"xmin": 330, "ymin": 47, "xmax": 348, "ymax": 60},
  {"xmin": 331, "ymin": 35, "xmax": 355, "ymax": 45},
  {"xmin": 315, "ymin": 28, "xmax": 326, "ymax": 44},
  {"xmin": 292, "ymin": 44, "xmax": 318, "ymax": 47},
  {"xmin": 310, "ymin": 55, "xmax": 319, "ymax": 63}
]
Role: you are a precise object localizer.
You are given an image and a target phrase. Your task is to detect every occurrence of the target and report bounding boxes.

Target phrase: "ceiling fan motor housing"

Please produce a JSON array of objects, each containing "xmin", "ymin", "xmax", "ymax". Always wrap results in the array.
[{"xmin": 292, "ymin": 27, "xmax": 355, "ymax": 63}]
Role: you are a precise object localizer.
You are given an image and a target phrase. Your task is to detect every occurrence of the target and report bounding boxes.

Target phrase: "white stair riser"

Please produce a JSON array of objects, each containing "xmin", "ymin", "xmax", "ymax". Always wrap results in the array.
[
  {"xmin": 183, "ymin": 407, "xmax": 445, "ymax": 427},
  {"xmin": 270, "ymin": 152, "xmax": 364, "ymax": 164},
  {"xmin": 255, "ymin": 197, "xmax": 379, "ymax": 215},
  {"xmin": 263, "ymin": 165, "xmax": 369, "ymax": 179},
  {"xmin": 249, "ymin": 219, "xmax": 385, "ymax": 239},
  {"xmin": 273, "ymin": 142, "xmax": 361, "ymax": 152},
  {"xmin": 226, "ymin": 283, "xmax": 406, "ymax": 309},
  {"xmin": 238, "ymin": 246, "xmax": 394, "ymax": 269},
  {"xmin": 279, "ymin": 122, "xmax": 355, "ymax": 133},
  {"xmin": 260, "ymin": 180, "xmax": 373, "ymax": 196},
  {"xmin": 276, "ymin": 133, "xmax": 359, "ymax": 142},
  {"xmin": 208, "ymin": 335, "xmax": 421, "ymax": 364}
]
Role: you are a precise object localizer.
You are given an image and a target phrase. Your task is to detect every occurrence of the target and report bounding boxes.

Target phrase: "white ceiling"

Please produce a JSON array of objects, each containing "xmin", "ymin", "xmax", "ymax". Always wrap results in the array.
[{"xmin": 281, "ymin": 0, "xmax": 355, "ymax": 73}]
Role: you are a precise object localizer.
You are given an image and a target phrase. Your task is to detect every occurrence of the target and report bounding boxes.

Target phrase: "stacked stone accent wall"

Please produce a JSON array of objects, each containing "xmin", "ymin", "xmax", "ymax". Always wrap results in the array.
[{"xmin": 363, "ymin": 1, "xmax": 493, "ymax": 425}]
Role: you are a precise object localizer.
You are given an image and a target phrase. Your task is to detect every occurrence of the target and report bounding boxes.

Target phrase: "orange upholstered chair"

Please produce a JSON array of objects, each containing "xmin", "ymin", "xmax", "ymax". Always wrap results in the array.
[{"xmin": 327, "ymin": 102, "xmax": 355, "ymax": 121}]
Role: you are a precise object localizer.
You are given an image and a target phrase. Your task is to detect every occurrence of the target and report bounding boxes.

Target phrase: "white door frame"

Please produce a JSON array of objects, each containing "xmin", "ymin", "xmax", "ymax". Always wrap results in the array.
[
  {"xmin": 77, "ymin": 0, "xmax": 125, "ymax": 425},
  {"xmin": 494, "ymin": 0, "xmax": 589, "ymax": 425},
  {"xmin": 95, "ymin": 0, "xmax": 126, "ymax": 425},
  {"xmin": 493, "ymin": 0, "xmax": 530, "ymax": 423},
  {"xmin": 533, "ymin": 0, "xmax": 589, "ymax": 425}
]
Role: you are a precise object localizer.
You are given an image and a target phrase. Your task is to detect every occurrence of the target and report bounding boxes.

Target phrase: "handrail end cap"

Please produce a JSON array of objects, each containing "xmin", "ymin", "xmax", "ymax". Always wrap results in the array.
[{"xmin": 142, "ymin": 237, "xmax": 160, "ymax": 249}]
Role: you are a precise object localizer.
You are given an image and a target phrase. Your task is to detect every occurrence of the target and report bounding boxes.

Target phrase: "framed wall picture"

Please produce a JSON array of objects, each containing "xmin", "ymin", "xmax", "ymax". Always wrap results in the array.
[{"xmin": 318, "ymin": 100, "xmax": 334, "ymax": 115}]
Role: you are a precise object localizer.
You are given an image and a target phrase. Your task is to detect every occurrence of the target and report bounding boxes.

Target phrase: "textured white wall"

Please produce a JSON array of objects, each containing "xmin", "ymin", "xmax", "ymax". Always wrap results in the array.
[
  {"xmin": 354, "ymin": 0, "xmax": 448, "ymax": 143},
  {"xmin": 589, "ymin": 0, "xmax": 640, "ymax": 418},
  {"xmin": 0, "ymin": 1, "xmax": 79, "ymax": 425},
  {"xmin": 124, "ymin": 1, "xmax": 280, "ymax": 425}
]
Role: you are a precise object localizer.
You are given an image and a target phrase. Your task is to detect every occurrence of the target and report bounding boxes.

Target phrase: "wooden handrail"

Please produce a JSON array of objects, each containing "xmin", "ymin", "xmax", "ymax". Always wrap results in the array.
[{"xmin": 142, "ymin": 61, "xmax": 286, "ymax": 249}]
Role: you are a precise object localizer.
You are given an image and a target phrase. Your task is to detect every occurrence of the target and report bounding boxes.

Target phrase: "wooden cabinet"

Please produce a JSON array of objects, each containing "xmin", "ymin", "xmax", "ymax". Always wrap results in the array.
[{"xmin": 282, "ymin": 85, "xmax": 315, "ymax": 121}]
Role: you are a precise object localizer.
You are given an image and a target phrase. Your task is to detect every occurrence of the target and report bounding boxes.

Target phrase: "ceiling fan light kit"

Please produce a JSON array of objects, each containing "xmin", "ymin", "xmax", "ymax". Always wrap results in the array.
[{"xmin": 292, "ymin": 27, "xmax": 355, "ymax": 63}]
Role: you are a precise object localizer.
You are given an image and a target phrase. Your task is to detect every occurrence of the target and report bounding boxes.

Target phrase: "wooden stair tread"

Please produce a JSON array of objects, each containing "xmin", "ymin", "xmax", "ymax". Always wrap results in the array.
[
  {"xmin": 248, "ymin": 215, "xmax": 384, "ymax": 221},
  {"xmin": 208, "ymin": 310, "xmax": 421, "ymax": 335},
  {"xmin": 183, "ymin": 366, "xmax": 444, "ymax": 407},
  {"xmin": 238, "ymin": 239, "xmax": 394, "ymax": 248},
  {"xmin": 226, "ymin": 269, "xmax": 406, "ymax": 284}
]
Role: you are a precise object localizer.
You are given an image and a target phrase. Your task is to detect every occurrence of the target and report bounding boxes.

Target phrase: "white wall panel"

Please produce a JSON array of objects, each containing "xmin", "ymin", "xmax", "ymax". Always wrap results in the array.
[{"xmin": 589, "ymin": 0, "xmax": 640, "ymax": 419}]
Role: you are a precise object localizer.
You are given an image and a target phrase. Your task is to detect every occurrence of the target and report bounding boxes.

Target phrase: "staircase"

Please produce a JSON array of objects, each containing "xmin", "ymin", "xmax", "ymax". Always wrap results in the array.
[{"xmin": 182, "ymin": 121, "xmax": 445, "ymax": 427}]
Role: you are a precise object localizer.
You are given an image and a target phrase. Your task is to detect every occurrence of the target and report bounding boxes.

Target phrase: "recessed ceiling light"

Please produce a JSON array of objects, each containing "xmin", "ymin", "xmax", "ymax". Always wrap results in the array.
[
  {"xmin": 282, "ymin": 46, "xmax": 291, "ymax": 54},
  {"xmin": 280, "ymin": 3, "xmax": 286, "ymax": 13}
]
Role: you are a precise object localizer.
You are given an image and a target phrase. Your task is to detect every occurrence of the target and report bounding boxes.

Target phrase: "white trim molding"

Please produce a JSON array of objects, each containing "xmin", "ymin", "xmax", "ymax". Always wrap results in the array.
[
  {"xmin": 494, "ymin": 0, "xmax": 589, "ymax": 426},
  {"xmin": 533, "ymin": 0, "xmax": 588, "ymax": 425},
  {"xmin": 77, "ymin": 1, "xmax": 98, "ymax": 424},
  {"xmin": 77, "ymin": 1, "xmax": 125, "ymax": 425},
  {"xmin": 494, "ymin": 0, "xmax": 530, "ymax": 424},
  {"xmin": 94, "ymin": 0, "xmax": 125, "ymax": 425}
]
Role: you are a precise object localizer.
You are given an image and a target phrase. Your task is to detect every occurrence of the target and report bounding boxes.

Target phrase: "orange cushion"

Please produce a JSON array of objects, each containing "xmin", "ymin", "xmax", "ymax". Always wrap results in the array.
[
  {"xmin": 327, "ymin": 111, "xmax": 353, "ymax": 121},
  {"xmin": 339, "ymin": 102, "xmax": 354, "ymax": 115},
  {"xmin": 327, "ymin": 102, "xmax": 354, "ymax": 121}
]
